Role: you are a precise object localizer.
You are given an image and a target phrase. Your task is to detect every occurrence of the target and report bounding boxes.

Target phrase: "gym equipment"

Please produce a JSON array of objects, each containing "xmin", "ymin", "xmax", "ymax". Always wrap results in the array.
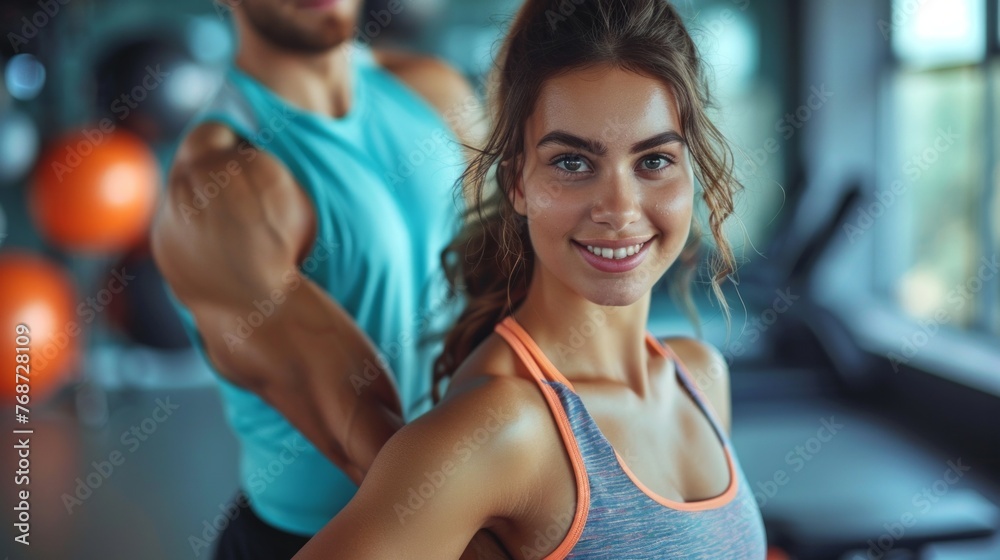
[
  {"xmin": 0, "ymin": 107, "xmax": 40, "ymax": 185},
  {"xmin": 92, "ymin": 33, "xmax": 222, "ymax": 144},
  {"xmin": 105, "ymin": 240, "xmax": 192, "ymax": 350},
  {"xmin": 773, "ymin": 489, "xmax": 997, "ymax": 560},
  {"xmin": 765, "ymin": 545, "xmax": 791, "ymax": 560},
  {"xmin": 0, "ymin": 251, "xmax": 80, "ymax": 403},
  {"xmin": 4, "ymin": 53, "xmax": 46, "ymax": 101},
  {"xmin": 738, "ymin": 178, "xmax": 879, "ymax": 394},
  {"xmin": 30, "ymin": 128, "xmax": 159, "ymax": 254},
  {"xmin": 0, "ymin": 202, "xmax": 6, "ymax": 246}
]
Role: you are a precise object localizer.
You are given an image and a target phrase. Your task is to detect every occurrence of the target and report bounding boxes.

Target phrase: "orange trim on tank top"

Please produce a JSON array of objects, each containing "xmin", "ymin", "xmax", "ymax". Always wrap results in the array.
[
  {"xmin": 497, "ymin": 318, "xmax": 578, "ymax": 391},
  {"xmin": 498, "ymin": 316, "xmax": 738, "ymax": 520},
  {"xmin": 637, "ymin": 332, "xmax": 740, "ymax": 510},
  {"xmin": 494, "ymin": 320, "xmax": 590, "ymax": 559}
]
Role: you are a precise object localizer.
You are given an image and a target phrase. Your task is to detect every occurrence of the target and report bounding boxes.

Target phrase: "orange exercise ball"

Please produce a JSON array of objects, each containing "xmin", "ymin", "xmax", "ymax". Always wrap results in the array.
[
  {"xmin": 0, "ymin": 252, "xmax": 80, "ymax": 404},
  {"xmin": 766, "ymin": 545, "xmax": 792, "ymax": 560},
  {"xmin": 30, "ymin": 128, "xmax": 160, "ymax": 254}
]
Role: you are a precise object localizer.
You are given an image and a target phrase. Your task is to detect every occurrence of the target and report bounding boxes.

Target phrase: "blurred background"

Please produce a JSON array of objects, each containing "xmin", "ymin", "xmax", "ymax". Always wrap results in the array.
[{"xmin": 0, "ymin": 0, "xmax": 998, "ymax": 558}]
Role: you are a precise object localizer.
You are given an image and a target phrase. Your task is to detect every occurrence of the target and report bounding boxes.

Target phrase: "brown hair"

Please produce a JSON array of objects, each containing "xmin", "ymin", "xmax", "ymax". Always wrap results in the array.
[{"xmin": 433, "ymin": 0, "xmax": 740, "ymax": 401}]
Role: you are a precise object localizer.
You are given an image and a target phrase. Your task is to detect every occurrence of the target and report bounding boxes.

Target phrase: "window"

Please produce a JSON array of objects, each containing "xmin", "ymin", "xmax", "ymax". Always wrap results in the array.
[
  {"xmin": 892, "ymin": 0, "xmax": 986, "ymax": 68},
  {"xmin": 882, "ymin": 0, "xmax": 999, "ymax": 335},
  {"xmin": 889, "ymin": 68, "xmax": 986, "ymax": 328}
]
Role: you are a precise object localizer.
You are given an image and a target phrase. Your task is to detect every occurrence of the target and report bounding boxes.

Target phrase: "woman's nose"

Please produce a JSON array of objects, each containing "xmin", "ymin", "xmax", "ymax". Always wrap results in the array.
[{"xmin": 591, "ymin": 172, "xmax": 642, "ymax": 231}]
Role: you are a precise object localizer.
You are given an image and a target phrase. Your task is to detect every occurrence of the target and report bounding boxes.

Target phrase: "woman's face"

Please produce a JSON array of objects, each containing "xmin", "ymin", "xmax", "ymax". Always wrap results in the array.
[{"xmin": 514, "ymin": 65, "xmax": 695, "ymax": 307}]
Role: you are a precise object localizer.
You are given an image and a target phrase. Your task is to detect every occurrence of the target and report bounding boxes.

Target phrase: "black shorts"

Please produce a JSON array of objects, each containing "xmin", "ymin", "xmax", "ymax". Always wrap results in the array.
[{"xmin": 213, "ymin": 491, "xmax": 312, "ymax": 560}]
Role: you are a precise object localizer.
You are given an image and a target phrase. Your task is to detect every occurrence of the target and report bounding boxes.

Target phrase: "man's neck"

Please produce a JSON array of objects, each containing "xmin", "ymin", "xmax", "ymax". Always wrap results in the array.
[{"xmin": 234, "ymin": 30, "xmax": 356, "ymax": 118}]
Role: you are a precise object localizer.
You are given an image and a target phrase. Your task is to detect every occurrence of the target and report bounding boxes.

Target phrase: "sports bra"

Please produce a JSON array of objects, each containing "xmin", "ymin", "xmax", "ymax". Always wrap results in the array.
[{"xmin": 493, "ymin": 316, "xmax": 768, "ymax": 559}]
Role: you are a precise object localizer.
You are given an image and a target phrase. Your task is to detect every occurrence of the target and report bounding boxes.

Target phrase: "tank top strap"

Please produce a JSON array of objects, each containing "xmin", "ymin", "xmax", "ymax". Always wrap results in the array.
[
  {"xmin": 193, "ymin": 73, "xmax": 261, "ymax": 141},
  {"xmin": 493, "ymin": 317, "xmax": 592, "ymax": 557},
  {"xmin": 494, "ymin": 319, "xmax": 549, "ymax": 386},
  {"xmin": 644, "ymin": 333, "xmax": 730, "ymax": 446},
  {"xmin": 494, "ymin": 317, "xmax": 577, "ymax": 391}
]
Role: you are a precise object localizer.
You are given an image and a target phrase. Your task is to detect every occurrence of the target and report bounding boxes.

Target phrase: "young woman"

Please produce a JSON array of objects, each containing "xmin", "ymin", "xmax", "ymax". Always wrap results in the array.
[{"xmin": 295, "ymin": 0, "xmax": 767, "ymax": 558}]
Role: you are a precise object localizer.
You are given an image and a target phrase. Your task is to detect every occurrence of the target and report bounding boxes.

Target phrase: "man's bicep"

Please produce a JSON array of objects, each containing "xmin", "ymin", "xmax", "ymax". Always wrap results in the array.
[
  {"xmin": 154, "ymin": 130, "xmax": 403, "ymax": 479},
  {"xmin": 157, "ymin": 152, "xmax": 402, "ymax": 413},
  {"xmin": 153, "ymin": 155, "xmax": 313, "ymax": 378}
]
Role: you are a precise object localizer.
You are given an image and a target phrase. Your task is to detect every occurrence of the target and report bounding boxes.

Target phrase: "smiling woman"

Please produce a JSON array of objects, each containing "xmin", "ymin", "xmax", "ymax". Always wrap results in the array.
[
  {"xmin": 514, "ymin": 66, "xmax": 695, "ymax": 305},
  {"xmin": 292, "ymin": 1, "xmax": 765, "ymax": 558}
]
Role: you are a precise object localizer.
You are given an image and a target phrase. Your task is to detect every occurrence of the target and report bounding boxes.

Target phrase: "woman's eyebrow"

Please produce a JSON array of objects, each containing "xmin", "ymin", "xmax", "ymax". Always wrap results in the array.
[
  {"xmin": 536, "ymin": 130, "xmax": 686, "ymax": 156},
  {"xmin": 536, "ymin": 131, "xmax": 608, "ymax": 155},
  {"xmin": 630, "ymin": 131, "xmax": 686, "ymax": 153}
]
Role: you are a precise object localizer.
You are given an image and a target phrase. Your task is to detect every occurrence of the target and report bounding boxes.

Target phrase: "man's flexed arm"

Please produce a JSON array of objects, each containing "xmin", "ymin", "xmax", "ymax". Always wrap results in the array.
[{"xmin": 152, "ymin": 123, "xmax": 403, "ymax": 484}]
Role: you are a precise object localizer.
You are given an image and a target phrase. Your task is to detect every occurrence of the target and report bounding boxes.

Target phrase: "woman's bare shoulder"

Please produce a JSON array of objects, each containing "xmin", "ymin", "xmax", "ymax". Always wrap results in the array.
[
  {"xmin": 374, "ymin": 334, "xmax": 556, "ymax": 522},
  {"xmin": 427, "ymin": 331, "xmax": 558, "ymax": 476},
  {"xmin": 447, "ymin": 331, "xmax": 535, "ymax": 397},
  {"xmin": 424, "ymin": 329, "xmax": 547, "ymax": 422}
]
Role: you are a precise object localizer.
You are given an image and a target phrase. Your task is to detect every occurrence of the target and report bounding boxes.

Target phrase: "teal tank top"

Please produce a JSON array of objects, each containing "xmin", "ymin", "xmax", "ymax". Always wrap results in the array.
[{"xmin": 169, "ymin": 43, "xmax": 464, "ymax": 536}]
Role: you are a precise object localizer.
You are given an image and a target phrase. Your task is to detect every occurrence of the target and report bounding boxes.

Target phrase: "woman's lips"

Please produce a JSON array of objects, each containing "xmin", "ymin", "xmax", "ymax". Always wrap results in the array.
[
  {"xmin": 573, "ymin": 238, "xmax": 653, "ymax": 273},
  {"xmin": 297, "ymin": 0, "xmax": 340, "ymax": 10}
]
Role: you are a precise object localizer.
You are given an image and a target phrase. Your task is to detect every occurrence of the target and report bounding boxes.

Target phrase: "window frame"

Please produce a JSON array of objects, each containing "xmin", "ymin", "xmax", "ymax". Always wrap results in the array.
[
  {"xmin": 863, "ymin": 0, "xmax": 1000, "ymax": 394},
  {"xmin": 985, "ymin": 0, "xmax": 999, "ymax": 332}
]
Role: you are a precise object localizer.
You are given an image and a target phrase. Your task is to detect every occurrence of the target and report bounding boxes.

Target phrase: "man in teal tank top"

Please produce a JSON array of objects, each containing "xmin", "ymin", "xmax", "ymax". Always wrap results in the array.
[{"xmin": 151, "ymin": 1, "xmax": 479, "ymax": 557}]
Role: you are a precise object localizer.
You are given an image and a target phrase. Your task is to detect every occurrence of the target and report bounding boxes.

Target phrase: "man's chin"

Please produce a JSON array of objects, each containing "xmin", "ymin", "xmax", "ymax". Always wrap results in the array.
[{"xmin": 243, "ymin": 4, "xmax": 357, "ymax": 53}]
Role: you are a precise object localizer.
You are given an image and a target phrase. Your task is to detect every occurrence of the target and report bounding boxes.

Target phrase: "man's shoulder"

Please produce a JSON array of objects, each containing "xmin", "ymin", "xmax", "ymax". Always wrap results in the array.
[
  {"xmin": 155, "ymin": 121, "xmax": 312, "ymax": 273},
  {"xmin": 169, "ymin": 122, "xmax": 296, "ymax": 204},
  {"xmin": 371, "ymin": 48, "xmax": 479, "ymax": 138},
  {"xmin": 372, "ymin": 48, "xmax": 467, "ymax": 92},
  {"xmin": 173, "ymin": 122, "xmax": 273, "ymax": 174}
]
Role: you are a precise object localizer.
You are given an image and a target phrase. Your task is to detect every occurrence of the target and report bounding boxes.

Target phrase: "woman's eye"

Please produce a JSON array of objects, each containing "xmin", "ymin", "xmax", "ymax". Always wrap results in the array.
[
  {"xmin": 640, "ymin": 155, "xmax": 672, "ymax": 171},
  {"xmin": 555, "ymin": 155, "xmax": 590, "ymax": 173}
]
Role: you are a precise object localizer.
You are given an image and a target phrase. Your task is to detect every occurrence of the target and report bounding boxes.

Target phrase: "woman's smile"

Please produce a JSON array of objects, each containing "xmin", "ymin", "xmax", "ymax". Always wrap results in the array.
[{"xmin": 572, "ymin": 235, "xmax": 657, "ymax": 273}]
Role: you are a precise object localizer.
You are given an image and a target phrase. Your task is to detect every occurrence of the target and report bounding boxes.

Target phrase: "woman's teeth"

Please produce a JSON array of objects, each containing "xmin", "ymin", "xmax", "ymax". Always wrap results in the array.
[{"xmin": 585, "ymin": 242, "xmax": 645, "ymax": 260}]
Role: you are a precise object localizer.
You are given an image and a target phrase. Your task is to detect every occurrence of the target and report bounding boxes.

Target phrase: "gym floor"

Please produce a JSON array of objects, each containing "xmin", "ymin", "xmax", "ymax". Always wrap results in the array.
[{"xmin": 2, "ymin": 385, "xmax": 240, "ymax": 560}]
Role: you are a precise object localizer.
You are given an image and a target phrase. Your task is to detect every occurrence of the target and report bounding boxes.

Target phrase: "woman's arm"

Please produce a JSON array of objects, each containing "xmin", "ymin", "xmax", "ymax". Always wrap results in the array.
[{"xmin": 293, "ymin": 376, "xmax": 546, "ymax": 560}]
